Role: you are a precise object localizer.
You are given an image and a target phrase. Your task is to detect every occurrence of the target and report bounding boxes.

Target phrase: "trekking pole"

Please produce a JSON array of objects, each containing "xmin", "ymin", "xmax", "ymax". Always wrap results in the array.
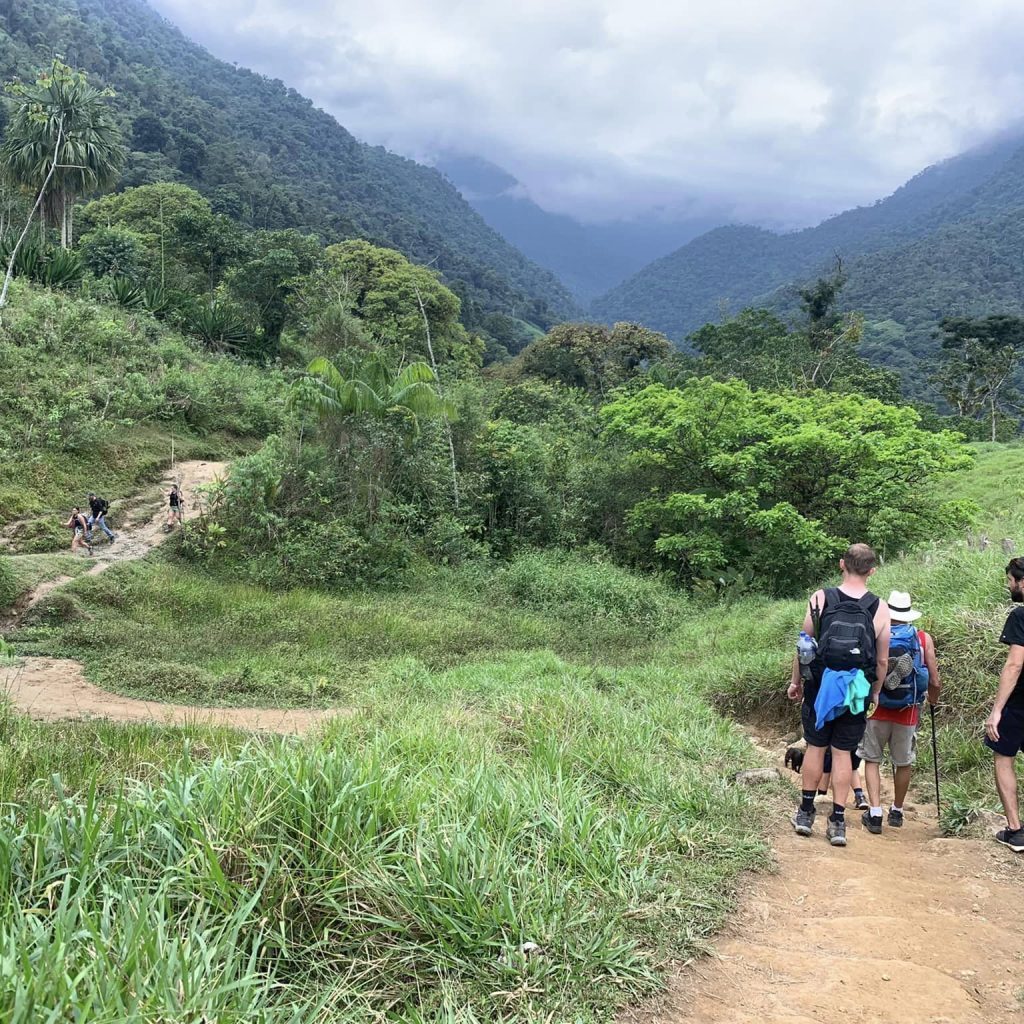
[{"xmin": 929, "ymin": 703, "xmax": 941, "ymax": 820}]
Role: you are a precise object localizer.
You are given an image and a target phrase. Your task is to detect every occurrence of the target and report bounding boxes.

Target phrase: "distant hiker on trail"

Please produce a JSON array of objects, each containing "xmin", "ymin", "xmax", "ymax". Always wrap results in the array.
[
  {"xmin": 984, "ymin": 557, "xmax": 1024, "ymax": 852},
  {"xmin": 857, "ymin": 590, "xmax": 941, "ymax": 835},
  {"xmin": 165, "ymin": 484, "xmax": 184, "ymax": 531},
  {"xmin": 85, "ymin": 492, "xmax": 115, "ymax": 545},
  {"xmin": 64, "ymin": 507, "xmax": 92, "ymax": 556},
  {"xmin": 788, "ymin": 543, "xmax": 891, "ymax": 847}
]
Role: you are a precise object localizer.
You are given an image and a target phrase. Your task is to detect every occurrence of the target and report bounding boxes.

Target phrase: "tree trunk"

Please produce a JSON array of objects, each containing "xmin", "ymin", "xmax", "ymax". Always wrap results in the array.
[
  {"xmin": 414, "ymin": 285, "xmax": 460, "ymax": 511},
  {"xmin": 0, "ymin": 116, "xmax": 65, "ymax": 310}
]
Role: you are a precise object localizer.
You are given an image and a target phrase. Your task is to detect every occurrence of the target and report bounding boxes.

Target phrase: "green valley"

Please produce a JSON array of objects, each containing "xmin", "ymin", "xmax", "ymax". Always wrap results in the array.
[{"xmin": 1, "ymin": 5, "xmax": 1024, "ymax": 1022}]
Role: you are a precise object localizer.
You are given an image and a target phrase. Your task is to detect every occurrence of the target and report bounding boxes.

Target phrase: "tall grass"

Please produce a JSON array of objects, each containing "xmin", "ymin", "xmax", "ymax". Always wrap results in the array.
[
  {"xmin": 13, "ymin": 551, "xmax": 682, "ymax": 706},
  {"xmin": 0, "ymin": 654, "xmax": 765, "ymax": 1022}
]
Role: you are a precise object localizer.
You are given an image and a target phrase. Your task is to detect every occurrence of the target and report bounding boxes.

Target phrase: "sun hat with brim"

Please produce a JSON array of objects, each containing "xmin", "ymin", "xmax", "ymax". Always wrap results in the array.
[{"xmin": 886, "ymin": 590, "xmax": 922, "ymax": 622}]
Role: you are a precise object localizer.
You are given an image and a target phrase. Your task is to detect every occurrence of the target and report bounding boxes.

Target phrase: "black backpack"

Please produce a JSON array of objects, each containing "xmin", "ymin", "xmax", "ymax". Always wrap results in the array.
[
  {"xmin": 98, "ymin": 498, "xmax": 111, "ymax": 515},
  {"xmin": 814, "ymin": 588, "xmax": 877, "ymax": 673}
]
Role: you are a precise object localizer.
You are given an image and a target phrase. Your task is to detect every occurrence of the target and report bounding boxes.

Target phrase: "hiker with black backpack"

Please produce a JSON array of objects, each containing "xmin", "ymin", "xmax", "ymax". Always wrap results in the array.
[
  {"xmin": 788, "ymin": 543, "xmax": 891, "ymax": 847},
  {"xmin": 85, "ymin": 491, "xmax": 115, "ymax": 545},
  {"xmin": 857, "ymin": 590, "xmax": 941, "ymax": 834}
]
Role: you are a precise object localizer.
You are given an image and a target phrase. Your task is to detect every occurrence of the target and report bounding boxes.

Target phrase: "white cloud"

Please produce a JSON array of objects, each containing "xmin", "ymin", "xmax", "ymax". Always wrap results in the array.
[{"xmin": 147, "ymin": 0, "xmax": 1024, "ymax": 225}]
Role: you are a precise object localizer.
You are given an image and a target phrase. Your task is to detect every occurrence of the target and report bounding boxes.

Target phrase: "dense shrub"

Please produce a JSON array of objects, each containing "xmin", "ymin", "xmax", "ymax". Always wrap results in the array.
[
  {"xmin": 603, "ymin": 379, "xmax": 976, "ymax": 593},
  {"xmin": 492, "ymin": 549, "xmax": 677, "ymax": 634}
]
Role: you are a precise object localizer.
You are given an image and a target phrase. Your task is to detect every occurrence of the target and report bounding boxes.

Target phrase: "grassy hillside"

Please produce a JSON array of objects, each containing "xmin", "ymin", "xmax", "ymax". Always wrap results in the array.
[
  {"xmin": 0, "ymin": 281, "xmax": 284, "ymax": 550},
  {"xmin": 0, "ymin": 438, "xmax": 1020, "ymax": 1017},
  {"xmin": 0, "ymin": 0, "xmax": 576, "ymax": 330},
  {"xmin": 1, "ymin": 550, "xmax": 767, "ymax": 1022}
]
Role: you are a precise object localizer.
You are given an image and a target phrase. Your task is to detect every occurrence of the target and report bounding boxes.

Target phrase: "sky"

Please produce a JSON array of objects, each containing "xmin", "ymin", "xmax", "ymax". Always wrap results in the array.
[{"xmin": 147, "ymin": 0, "xmax": 1024, "ymax": 227}]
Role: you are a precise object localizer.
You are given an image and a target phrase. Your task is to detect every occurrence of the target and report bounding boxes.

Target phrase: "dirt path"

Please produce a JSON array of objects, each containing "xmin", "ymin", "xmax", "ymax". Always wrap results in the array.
[
  {"xmin": 3, "ymin": 460, "xmax": 227, "ymax": 629},
  {"xmin": 3, "ymin": 461, "xmax": 341, "ymax": 737},
  {"xmin": 626, "ymin": 769, "xmax": 1024, "ymax": 1024}
]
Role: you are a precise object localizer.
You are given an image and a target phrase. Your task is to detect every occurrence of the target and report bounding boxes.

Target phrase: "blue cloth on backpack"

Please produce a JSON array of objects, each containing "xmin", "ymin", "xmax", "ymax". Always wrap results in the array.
[{"xmin": 815, "ymin": 668, "xmax": 870, "ymax": 729}]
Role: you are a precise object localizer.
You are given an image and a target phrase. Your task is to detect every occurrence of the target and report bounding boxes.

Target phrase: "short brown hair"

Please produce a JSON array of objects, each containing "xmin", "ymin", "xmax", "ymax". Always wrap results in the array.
[
  {"xmin": 842, "ymin": 543, "xmax": 877, "ymax": 577},
  {"xmin": 1008, "ymin": 557, "xmax": 1024, "ymax": 583}
]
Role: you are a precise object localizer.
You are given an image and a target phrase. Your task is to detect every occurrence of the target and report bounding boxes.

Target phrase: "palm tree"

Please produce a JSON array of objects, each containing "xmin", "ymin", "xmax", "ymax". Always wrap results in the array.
[
  {"xmin": 292, "ymin": 351, "xmax": 456, "ymax": 435},
  {"xmin": 289, "ymin": 351, "xmax": 457, "ymax": 522},
  {"xmin": 1, "ymin": 60, "xmax": 125, "ymax": 248}
]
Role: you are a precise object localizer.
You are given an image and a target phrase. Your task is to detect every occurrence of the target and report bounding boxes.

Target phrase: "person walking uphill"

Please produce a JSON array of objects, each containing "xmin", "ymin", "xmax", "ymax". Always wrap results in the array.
[
  {"xmin": 86, "ymin": 492, "xmax": 115, "ymax": 545},
  {"xmin": 788, "ymin": 543, "xmax": 891, "ymax": 847},
  {"xmin": 858, "ymin": 591, "xmax": 941, "ymax": 834},
  {"xmin": 984, "ymin": 557, "xmax": 1024, "ymax": 852},
  {"xmin": 64, "ymin": 507, "xmax": 92, "ymax": 556}
]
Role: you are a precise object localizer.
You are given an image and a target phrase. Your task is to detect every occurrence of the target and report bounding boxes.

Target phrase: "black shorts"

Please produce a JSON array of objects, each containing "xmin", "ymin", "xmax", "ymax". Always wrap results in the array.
[
  {"xmin": 823, "ymin": 748, "xmax": 861, "ymax": 773},
  {"xmin": 985, "ymin": 705, "xmax": 1024, "ymax": 758},
  {"xmin": 802, "ymin": 701, "xmax": 867, "ymax": 753}
]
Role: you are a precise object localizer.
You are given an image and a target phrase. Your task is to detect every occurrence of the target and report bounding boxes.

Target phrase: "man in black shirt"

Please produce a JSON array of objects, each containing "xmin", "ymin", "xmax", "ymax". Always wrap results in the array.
[
  {"xmin": 788, "ymin": 543, "xmax": 891, "ymax": 847},
  {"xmin": 984, "ymin": 557, "xmax": 1024, "ymax": 852},
  {"xmin": 86, "ymin": 492, "xmax": 115, "ymax": 545}
]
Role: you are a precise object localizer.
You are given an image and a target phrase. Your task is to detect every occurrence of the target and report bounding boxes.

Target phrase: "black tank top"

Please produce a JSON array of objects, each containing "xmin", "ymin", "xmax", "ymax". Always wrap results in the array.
[{"xmin": 806, "ymin": 587, "xmax": 880, "ymax": 698}]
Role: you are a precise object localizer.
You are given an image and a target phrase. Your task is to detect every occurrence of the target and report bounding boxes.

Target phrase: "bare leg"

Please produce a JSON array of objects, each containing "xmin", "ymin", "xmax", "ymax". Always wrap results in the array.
[
  {"xmin": 818, "ymin": 771, "xmax": 831, "ymax": 792},
  {"xmin": 864, "ymin": 759, "xmax": 882, "ymax": 808},
  {"xmin": 830, "ymin": 748, "xmax": 852, "ymax": 809},
  {"xmin": 893, "ymin": 765, "xmax": 913, "ymax": 807},
  {"xmin": 801, "ymin": 745, "xmax": 827, "ymax": 795},
  {"xmin": 994, "ymin": 755, "xmax": 1021, "ymax": 830},
  {"xmin": 851, "ymin": 768, "xmax": 863, "ymax": 791}
]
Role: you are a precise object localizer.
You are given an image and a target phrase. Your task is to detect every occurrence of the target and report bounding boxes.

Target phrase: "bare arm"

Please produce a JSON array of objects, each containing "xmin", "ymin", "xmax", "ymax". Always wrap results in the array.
[
  {"xmin": 923, "ymin": 634, "xmax": 941, "ymax": 706},
  {"xmin": 872, "ymin": 602, "xmax": 892, "ymax": 705},
  {"xmin": 986, "ymin": 645, "xmax": 1024, "ymax": 742},
  {"xmin": 788, "ymin": 589, "xmax": 823, "ymax": 701}
]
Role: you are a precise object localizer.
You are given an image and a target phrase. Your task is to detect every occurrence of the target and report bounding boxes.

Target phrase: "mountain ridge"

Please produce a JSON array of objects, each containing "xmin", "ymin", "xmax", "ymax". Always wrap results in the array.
[
  {"xmin": 591, "ymin": 129, "xmax": 1024, "ymax": 360},
  {"xmin": 0, "ymin": 0, "xmax": 578, "ymax": 331},
  {"xmin": 436, "ymin": 154, "xmax": 720, "ymax": 303}
]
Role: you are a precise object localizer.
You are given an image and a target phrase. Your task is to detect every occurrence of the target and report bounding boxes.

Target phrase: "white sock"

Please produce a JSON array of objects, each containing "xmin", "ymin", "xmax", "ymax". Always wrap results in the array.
[
  {"xmin": 870, "ymin": 806, "xmax": 882, "ymax": 817},
  {"xmin": 891, "ymin": 804, "xmax": 902, "ymax": 812}
]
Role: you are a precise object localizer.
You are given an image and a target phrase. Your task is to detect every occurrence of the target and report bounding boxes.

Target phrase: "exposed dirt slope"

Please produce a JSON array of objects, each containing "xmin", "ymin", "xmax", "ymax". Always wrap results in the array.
[{"xmin": 625, "ymin": 783, "xmax": 1024, "ymax": 1024}]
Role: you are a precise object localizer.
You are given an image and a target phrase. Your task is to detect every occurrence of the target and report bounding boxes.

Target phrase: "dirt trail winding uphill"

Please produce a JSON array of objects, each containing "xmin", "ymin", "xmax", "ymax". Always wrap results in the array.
[
  {"xmin": 626, "ymin": 783, "xmax": 1024, "ymax": 1024},
  {"xmin": 3, "ymin": 461, "xmax": 341, "ymax": 736}
]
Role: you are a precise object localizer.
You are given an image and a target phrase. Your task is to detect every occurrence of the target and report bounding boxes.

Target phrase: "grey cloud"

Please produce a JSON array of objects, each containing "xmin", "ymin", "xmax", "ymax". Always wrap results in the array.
[{"xmin": 148, "ymin": 0, "xmax": 1024, "ymax": 226}]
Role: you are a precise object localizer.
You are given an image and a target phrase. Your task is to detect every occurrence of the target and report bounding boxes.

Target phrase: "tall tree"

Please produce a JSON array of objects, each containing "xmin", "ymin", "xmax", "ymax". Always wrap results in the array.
[
  {"xmin": 518, "ymin": 321, "xmax": 672, "ymax": 399},
  {"xmin": 934, "ymin": 315, "xmax": 1024, "ymax": 441},
  {"xmin": 0, "ymin": 60, "xmax": 125, "ymax": 248}
]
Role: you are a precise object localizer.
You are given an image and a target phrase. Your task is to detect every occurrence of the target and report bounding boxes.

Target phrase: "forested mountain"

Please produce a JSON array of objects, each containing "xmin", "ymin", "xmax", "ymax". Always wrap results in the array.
[
  {"xmin": 436, "ymin": 155, "xmax": 719, "ymax": 303},
  {"xmin": 0, "ymin": 0, "xmax": 577, "ymax": 332},
  {"xmin": 592, "ymin": 129, "xmax": 1024, "ymax": 360}
]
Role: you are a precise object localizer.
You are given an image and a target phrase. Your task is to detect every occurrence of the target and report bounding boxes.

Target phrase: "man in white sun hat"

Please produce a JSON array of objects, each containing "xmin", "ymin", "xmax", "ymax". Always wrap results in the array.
[{"xmin": 857, "ymin": 590, "xmax": 941, "ymax": 834}]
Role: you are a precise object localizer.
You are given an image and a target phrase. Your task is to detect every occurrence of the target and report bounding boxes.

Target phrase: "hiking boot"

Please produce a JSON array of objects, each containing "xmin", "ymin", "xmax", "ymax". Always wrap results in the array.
[
  {"xmin": 827, "ymin": 816, "xmax": 847, "ymax": 847},
  {"xmin": 108, "ymin": 535, "xmax": 116, "ymax": 544},
  {"xmin": 887, "ymin": 808, "xmax": 904, "ymax": 828},
  {"xmin": 862, "ymin": 811, "xmax": 883, "ymax": 834},
  {"xmin": 791, "ymin": 808, "xmax": 816, "ymax": 836},
  {"xmin": 995, "ymin": 827, "xmax": 1024, "ymax": 853},
  {"xmin": 855, "ymin": 791, "xmax": 870, "ymax": 811}
]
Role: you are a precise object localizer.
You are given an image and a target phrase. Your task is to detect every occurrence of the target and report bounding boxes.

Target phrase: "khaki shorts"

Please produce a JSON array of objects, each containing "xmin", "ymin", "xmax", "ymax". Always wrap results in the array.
[{"xmin": 857, "ymin": 718, "xmax": 918, "ymax": 767}]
